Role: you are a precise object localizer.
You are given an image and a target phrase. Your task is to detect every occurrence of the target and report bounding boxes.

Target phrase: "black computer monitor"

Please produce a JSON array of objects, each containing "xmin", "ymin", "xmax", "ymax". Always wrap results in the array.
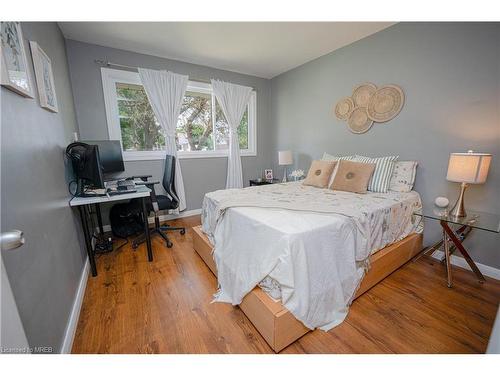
[{"xmin": 86, "ymin": 140, "xmax": 125, "ymax": 174}]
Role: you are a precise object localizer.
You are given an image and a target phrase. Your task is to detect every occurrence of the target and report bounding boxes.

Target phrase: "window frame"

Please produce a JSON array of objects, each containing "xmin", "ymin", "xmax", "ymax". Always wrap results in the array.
[{"xmin": 101, "ymin": 67, "xmax": 257, "ymax": 161}]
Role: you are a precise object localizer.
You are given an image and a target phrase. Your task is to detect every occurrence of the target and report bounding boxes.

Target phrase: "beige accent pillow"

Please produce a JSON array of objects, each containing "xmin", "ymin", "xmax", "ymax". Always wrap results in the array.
[
  {"xmin": 302, "ymin": 160, "xmax": 337, "ymax": 188},
  {"xmin": 331, "ymin": 160, "xmax": 376, "ymax": 194},
  {"xmin": 321, "ymin": 153, "xmax": 356, "ymax": 188}
]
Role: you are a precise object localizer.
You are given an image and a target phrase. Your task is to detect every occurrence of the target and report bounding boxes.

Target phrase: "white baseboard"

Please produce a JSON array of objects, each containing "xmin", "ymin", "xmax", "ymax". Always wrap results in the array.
[
  {"xmin": 100, "ymin": 208, "xmax": 201, "ymax": 233},
  {"xmin": 60, "ymin": 258, "xmax": 90, "ymax": 353},
  {"xmin": 431, "ymin": 250, "xmax": 500, "ymax": 281}
]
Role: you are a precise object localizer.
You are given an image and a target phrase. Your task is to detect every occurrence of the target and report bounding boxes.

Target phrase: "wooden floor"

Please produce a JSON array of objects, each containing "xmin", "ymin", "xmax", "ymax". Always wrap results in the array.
[{"xmin": 72, "ymin": 215, "xmax": 500, "ymax": 354}]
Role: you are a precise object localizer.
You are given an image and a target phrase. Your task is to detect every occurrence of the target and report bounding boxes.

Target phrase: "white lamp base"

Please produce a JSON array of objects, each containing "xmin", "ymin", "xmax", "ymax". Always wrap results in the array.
[{"xmin": 282, "ymin": 166, "xmax": 288, "ymax": 183}]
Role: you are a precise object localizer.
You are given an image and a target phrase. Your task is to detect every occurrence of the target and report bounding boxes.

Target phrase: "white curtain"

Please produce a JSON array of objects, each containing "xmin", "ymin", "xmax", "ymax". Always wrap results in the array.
[
  {"xmin": 211, "ymin": 79, "xmax": 253, "ymax": 189},
  {"xmin": 138, "ymin": 68, "xmax": 188, "ymax": 211}
]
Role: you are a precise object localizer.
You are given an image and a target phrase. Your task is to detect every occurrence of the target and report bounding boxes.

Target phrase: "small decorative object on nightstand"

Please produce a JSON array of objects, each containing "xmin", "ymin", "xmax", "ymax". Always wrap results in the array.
[
  {"xmin": 249, "ymin": 178, "xmax": 279, "ymax": 186},
  {"xmin": 446, "ymin": 150, "xmax": 492, "ymax": 218},
  {"xmin": 433, "ymin": 196, "xmax": 450, "ymax": 216},
  {"xmin": 278, "ymin": 150, "xmax": 293, "ymax": 182},
  {"xmin": 434, "ymin": 196, "xmax": 449, "ymax": 208},
  {"xmin": 290, "ymin": 169, "xmax": 305, "ymax": 181},
  {"xmin": 415, "ymin": 208, "xmax": 499, "ymax": 288}
]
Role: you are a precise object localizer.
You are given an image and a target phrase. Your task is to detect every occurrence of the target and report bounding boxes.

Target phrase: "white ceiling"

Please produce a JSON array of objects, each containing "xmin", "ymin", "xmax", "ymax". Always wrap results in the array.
[{"xmin": 58, "ymin": 22, "xmax": 394, "ymax": 79}]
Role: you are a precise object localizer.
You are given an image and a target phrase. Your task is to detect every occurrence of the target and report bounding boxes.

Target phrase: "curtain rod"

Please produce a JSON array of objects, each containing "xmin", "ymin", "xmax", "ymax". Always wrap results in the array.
[{"xmin": 94, "ymin": 59, "xmax": 256, "ymax": 90}]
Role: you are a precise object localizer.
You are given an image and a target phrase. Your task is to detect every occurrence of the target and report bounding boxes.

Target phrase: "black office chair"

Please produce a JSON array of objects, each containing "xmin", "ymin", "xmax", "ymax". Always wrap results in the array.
[{"xmin": 132, "ymin": 155, "xmax": 186, "ymax": 249}]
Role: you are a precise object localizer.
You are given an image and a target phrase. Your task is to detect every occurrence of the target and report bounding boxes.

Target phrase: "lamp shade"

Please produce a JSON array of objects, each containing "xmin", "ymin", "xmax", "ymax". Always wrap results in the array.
[
  {"xmin": 446, "ymin": 151, "xmax": 492, "ymax": 184},
  {"xmin": 278, "ymin": 150, "xmax": 293, "ymax": 165}
]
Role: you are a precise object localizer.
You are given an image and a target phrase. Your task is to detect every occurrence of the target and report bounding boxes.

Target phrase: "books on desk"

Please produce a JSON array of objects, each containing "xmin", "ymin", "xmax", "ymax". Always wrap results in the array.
[{"xmin": 82, "ymin": 188, "xmax": 107, "ymax": 197}]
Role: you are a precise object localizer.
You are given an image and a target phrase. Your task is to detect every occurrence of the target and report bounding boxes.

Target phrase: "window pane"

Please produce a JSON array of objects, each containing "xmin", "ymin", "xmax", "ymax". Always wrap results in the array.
[
  {"xmin": 215, "ymin": 102, "xmax": 249, "ymax": 150},
  {"xmin": 177, "ymin": 91, "xmax": 213, "ymax": 151},
  {"xmin": 115, "ymin": 82, "xmax": 166, "ymax": 151}
]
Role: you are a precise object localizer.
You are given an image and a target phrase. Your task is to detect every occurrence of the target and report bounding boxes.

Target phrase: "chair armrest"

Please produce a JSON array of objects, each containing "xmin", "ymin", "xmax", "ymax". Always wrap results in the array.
[{"xmin": 135, "ymin": 180, "xmax": 160, "ymax": 186}]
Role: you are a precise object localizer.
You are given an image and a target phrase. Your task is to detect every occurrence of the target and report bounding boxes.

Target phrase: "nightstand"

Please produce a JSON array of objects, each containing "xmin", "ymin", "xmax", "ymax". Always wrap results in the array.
[
  {"xmin": 249, "ymin": 178, "xmax": 279, "ymax": 186},
  {"xmin": 415, "ymin": 207, "xmax": 500, "ymax": 287}
]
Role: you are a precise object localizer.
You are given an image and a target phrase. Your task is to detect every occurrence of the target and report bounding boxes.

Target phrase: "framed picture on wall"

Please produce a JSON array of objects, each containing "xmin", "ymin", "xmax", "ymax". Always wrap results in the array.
[
  {"xmin": 0, "ymin": 22, "xmax": 34, "ymax": 98},
  {"xmin": 29, "ymin": 41, "xmax": 58, "ymax": 112}
]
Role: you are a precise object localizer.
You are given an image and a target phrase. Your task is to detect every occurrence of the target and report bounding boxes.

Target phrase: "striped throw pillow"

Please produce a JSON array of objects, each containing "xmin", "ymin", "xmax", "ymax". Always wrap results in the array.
[{"xmin": 353, "ymin": 155, "xmax": 399, "ymax": 193}]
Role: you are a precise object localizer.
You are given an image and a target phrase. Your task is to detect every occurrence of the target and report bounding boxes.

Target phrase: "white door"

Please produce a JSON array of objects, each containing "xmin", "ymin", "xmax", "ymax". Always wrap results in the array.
[{"xmin": 0, "ymin": 230, "xmax": 29, "ymax": 353}]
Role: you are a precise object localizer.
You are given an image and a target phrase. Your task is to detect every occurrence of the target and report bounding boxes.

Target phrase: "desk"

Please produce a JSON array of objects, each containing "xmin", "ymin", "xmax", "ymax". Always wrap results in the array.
[{"xmin": 70, "ymin": 186, "xmax": 153, "ymax": 277}]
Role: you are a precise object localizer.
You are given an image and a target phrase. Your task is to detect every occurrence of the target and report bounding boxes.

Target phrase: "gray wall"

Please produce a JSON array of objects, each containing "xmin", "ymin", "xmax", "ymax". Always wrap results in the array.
[
  {"xmin": 270, "ymin": 22, "xmax": 500, "ymax": 268},
  {"xmin": 1, "ymin": 22, "xmax": 86, "ymax": 351},
  {"xmin": 65, "ymin": 40, "xmax": 273, "ymax": 221}
]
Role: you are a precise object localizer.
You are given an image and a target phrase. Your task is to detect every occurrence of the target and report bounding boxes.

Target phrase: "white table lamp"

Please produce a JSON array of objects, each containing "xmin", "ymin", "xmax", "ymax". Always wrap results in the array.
[
  {"xmin": 278, "ymin": 150, "xmax": 293, "ymax": 182},
  {"xmin": 446, "ymin": 150, "xmax": 492, "ymax": 217}
]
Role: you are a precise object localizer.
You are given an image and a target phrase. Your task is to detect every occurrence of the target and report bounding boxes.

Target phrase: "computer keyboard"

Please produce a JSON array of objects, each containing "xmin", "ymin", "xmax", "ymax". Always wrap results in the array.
[
  {"xmin": 108, "ymin": 187, "xmax": 137, "ymax": 195},
  {"xmin": 108, "ymin": 189, "xmax": 136, "ymax": 196},
  {"xmin": 117, "ymin": 180, "xmax": 135, "ymax": 188}
]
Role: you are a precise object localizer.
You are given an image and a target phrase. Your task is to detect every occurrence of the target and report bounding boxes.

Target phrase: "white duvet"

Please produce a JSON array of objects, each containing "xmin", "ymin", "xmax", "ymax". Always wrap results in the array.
[{"xmin": 201, "ymin": 182, "xmax": 422, "ymax": 331}]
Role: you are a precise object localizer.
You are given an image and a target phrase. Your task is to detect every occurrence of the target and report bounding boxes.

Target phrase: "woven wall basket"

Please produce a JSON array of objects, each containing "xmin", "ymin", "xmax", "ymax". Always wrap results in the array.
[
  {"xmin": 347, "ymin": 107, "xmax": 373, "ymax": 134},
  {"xmin": 367, "ymin": 85, "xmax": 405, "ymax": 123},
  {"xmin": 334, "ymin": 82, "xmax": 404, "ymax": 134},
  {"xmin": 334, "ymin": 97, "xmax": 355, "ymax": 120},
  {"xmin": 352, "ymin": 83, "xmax": 377, "ymax": 107}
]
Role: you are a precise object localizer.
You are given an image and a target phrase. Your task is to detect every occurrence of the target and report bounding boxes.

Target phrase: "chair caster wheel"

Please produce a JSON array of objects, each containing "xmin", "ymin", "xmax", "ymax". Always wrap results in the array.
[
  {"xmin": 180, "ymin": 229, "xmax": 186, "ymax": 235},
  {"xmin": 132, "ymin": 244, "xmax": 138, "ymax": 250},
  {"xmin": 167, "ymin": 241, "xmax": 173, "ymax": 248}
]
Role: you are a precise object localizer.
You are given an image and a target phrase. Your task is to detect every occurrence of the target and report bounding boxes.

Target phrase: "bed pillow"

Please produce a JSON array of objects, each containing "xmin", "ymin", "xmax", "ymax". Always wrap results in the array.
[
  {"xmin": 353, "ymin": 155, "xmax": 399, "ymax": 193},
  {"xmin": 321, "ymin": 152, "xmax": 355, "ymax": 162},
  {"xmin": 302, "ymin": 160, "xmax": 337, "ymax": 188},
  {"xmin": 330, "ymin": 160, "xmax": 376, "ymax": 194},
  {"xmin": 389, "ymin": 161, "xmax": 418, "ymax": 192},
  {"xmin": 321, "ymin": 153, "xmax": 356, "ymax": 187}
]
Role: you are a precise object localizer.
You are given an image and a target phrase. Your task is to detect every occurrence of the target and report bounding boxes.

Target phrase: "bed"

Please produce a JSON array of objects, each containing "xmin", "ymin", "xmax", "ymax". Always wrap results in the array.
[{"xmin": 193, "ymin": 181, "xmax": 423, "ymax": 352}]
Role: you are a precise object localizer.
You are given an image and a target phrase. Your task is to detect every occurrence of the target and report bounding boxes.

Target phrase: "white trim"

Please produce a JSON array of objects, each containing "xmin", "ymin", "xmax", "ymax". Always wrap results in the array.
[
  {"xmin": 60, "ymin": 258, "xmax": 90, "ymax": 353},
  {"xmin": 99, "ymin": 208, "xmax": 202, "ymax": 233},
  {"xmin": 100, "ymin": 67, "xmax": 257, "ymax": 161},
  {"xmin": 431, "ymin": 250, "xmax": 500, "ymax": 281},
  {"xmin": 122, "ymin": 148, "xmax": 256, "ymax": 161}
]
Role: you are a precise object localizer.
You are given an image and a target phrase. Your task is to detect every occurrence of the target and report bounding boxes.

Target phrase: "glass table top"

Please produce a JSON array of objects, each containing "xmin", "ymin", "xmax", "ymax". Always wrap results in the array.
[{"xmin": 415, "ymin": 206, "xmax": 500, "ymax": 233}]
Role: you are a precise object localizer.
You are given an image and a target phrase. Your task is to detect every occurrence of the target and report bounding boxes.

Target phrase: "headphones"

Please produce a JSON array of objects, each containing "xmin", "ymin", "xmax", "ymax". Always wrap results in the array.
[{"xmin": 65, "ymin": 142, "xmax": 90, "ymax": 172}]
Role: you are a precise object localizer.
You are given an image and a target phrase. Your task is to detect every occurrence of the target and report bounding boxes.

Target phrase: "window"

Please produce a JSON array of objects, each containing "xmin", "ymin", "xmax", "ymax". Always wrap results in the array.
[{"xmin": 102, "ymin": 68, "xmax": 256, "ymax": 160}]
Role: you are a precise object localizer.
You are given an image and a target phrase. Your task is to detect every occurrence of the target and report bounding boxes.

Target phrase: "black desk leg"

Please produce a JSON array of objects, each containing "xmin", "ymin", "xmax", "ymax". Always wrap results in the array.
[
  {"xmin": 141, "ymin": 197, "xmax": 153, "ymax": 262},
  {"xmin": 95, "ymin": 203, "xmax": 104, "ymax": 236},
  {"xmin": 78, "ymin": 205, "xmax": 97, "ymax": 277}
]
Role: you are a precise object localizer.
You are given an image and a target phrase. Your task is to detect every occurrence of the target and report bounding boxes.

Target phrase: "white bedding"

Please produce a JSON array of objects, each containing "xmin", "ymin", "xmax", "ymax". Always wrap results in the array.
[{"xmin": 201, "ymin": 182, "xmax": 423, "ymax": 331}]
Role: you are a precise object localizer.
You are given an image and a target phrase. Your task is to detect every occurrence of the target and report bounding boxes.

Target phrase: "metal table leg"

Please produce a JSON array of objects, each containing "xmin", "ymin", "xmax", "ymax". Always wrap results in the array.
[
  {"xmin": 78, "ymin": 205, "xmax": 97, "ymax": 277},
  {"xmin": 443, "ymin": 226, "xmax": 453, "ymax": 287},
  {"xmin": 439, "ymin": 226, "xmax": 472, "ymax": 263},
  {"xmin": 413, "ymin": 224, "xmax": 469, "ymax": 263},
  {"xmin": 141, "ymin": 196, "xmax": 153, "ymax": 262},
  {"xmin": 441, "ymin": 220, "xmax": 485, "ymax": 284}
]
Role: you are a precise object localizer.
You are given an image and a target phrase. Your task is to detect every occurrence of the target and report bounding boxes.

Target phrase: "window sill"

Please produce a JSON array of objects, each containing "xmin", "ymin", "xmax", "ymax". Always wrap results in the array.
[{"xmin": 122, "ymin": 150, "xmax": 257, "ymax": 162}]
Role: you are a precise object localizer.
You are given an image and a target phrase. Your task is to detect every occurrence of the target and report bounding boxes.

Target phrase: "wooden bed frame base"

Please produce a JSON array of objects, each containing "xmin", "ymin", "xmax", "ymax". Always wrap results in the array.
[{"xmin": 192, "ymin": 226, "xmax": 423, "ymax": 352}]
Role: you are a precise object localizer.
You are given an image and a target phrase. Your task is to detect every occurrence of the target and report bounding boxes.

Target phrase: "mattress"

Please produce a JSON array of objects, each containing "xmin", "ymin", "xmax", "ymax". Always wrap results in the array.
[{"xmin": 202, "ymin": 182, "xmax": 423, "ymax": 301}]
